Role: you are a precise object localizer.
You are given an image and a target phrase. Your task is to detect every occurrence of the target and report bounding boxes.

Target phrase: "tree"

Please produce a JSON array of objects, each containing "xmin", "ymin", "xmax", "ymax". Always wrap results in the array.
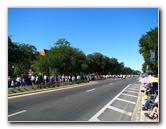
[
  {"xmin": 32, "ymin": 54, "xmax": 51, "ymax": 75},
  {"xmin": 86, "ymin": 53, "xmax": 105, "ymax": 74},
  {"xmin": 32, "ymin": 39, "xmax": 87, "ymax": 75},
  {"xmin": 8, "ymin": 36, "xmax": 20, "ymax": 65},
  {"xmin": 8, "ymin": 36, "xmax": 38, "ymax": 76},
  {"xmin": 54, "ymin": 38, "xmax": 71, "ymax": 46},
  {"xmin": 139, "ymin": 27, "xmax": 158, "ymax": 74}
]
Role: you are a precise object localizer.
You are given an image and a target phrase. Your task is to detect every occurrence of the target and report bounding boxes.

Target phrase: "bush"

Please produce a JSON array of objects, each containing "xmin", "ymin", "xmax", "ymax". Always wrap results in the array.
[
  {"xmin": 17, "ymin": 88, "xmax": 25, "ymax": 92},
  {"xmin": 45, "ymin": 82, "xmax": 53, "ymax": 88},
  {"xmin": 31, "ymin": 86, "xmax": 37, "ymax": 90},
  {"xmin": 11, "ymin": 89, "xmax": 18, "ymax": 93},
  {"xmin": 69, "ymin": 82, "xmax": 73, "ymax": 85},
  {"xmin": 37, "ymin": 84, "xmax": 44, "ymax": 89},
  {"xmin": 56, "ymin": 83, "xmax": 60, "ymax": 87},
  {"xmin": 24, "ymin": 87, "xmax": 28, "ymax": 91}
]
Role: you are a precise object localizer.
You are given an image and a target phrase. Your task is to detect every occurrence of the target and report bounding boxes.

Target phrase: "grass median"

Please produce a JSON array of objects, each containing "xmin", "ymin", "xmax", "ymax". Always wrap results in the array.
[{"xmin": 8, "ymin": 80, "xmax": 89, "ymax": 94}]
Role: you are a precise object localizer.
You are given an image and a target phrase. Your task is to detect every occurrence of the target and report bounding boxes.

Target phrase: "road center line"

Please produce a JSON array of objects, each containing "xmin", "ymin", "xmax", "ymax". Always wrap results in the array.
[
  {"xmin": 86, "ymin": 88, "xmax": 96, "ymax": 92},
  {"xmin": 8, "ymin": 110, "xmax": 27, "ymax": 117}
]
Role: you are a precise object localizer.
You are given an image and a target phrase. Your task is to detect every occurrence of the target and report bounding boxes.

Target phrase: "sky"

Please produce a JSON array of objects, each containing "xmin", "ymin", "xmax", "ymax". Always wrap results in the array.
[{"xmin": 8, "ymin": 8, "xmax": 158, "ymax": 72}]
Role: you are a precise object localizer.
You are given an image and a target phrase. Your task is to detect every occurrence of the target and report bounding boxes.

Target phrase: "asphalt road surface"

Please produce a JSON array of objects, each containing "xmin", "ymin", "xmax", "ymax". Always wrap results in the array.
[{"xmin": 8, "ymin": 77, "xmax": 140, "ymax": 122}]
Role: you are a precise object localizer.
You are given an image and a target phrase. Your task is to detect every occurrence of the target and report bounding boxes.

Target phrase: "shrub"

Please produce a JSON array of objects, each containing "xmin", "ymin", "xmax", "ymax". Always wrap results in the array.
[
  {"xmin": 17, "ymin": 88, "xmax": 25, "ymax": 92},
  {"xmin": 45, "ymin": 82, "xmax": 52, "ymax": 88},
  {"xmin": 24, "ymin": 87, "xmax": 28, "ymax": 91},
  {"xmin": 56, "ymin": 83, "xmax": 60, "ymax": 87},
  {"xmin": 11, "ymin": 89, "xmax": 18, "ymax": 93},
  {"xmin": 37, "ymin": 84, "xmax": 44, "ymax": 89},
  {"xmin": 31, "ymin": 86, "xmax": 37, "ymax": 90},
  {"xmin": 69, "ymin": 82, "xmax": 73, "ymax": 85}
]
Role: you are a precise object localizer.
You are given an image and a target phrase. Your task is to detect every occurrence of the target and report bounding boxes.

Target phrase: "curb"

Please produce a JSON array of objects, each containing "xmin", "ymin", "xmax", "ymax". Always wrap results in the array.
[{"xmin": 130, "ymin": 84, "xmax": 142, "ymax": 121}]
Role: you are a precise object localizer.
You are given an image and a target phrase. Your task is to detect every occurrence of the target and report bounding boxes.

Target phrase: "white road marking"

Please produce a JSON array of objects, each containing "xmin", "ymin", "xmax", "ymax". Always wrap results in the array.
[
  {"xmin": 124, "ymin": 89, "xmax": 138, "ymax": 93},
  {"xmin": 116, "ymin": 98, "xmax": 136, "ymax": 104},
  {"xmin": 109, "ymin": 83, "xmax": 113, "ymax": 85},
  {"xmin": 127, "ymin": 88, "xmax": 139, "ymax": 90},
  {"xmin": 89, "ymin": 84, "xmax": 131, "ymax": 121},
  {"xmin": 8, "ymin": 110, "xmax": 27, "ymax": 117},
  {"xmin": 86, "ymin": 88, "xmax": 96, "ymax": 92},
  {"xmin": 108, "ymin": 106, "xmax": 132, "ymax": 116},
  {"xmin": 121, "ymin": 93, "xmax": 138, "ymax": 98}
]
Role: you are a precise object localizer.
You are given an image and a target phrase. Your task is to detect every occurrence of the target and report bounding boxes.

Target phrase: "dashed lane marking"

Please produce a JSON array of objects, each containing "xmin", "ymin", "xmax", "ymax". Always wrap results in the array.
[
  {"xmin": 86, "ymin": 88, "xmax": 96, "ymax": 92},
  {"xmin": 8, "ymin": 110, "xmax": 27, "ymax": 117}
]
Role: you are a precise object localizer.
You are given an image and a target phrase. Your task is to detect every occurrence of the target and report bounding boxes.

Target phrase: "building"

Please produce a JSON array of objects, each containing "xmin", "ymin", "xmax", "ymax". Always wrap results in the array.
[{"xmin": 39, "ymin": 49, "xmax": 48, "ymax": 56}]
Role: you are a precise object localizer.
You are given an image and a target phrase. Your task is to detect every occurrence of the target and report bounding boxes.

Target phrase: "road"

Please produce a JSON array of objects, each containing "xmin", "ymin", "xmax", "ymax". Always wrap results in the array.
[{"xmin": 8, "ymin": 77, "xmax": 140, "ymax": 122}]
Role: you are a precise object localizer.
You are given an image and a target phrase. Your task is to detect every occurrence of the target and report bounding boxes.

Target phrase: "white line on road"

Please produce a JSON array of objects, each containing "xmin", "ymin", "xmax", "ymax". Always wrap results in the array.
[
  {"xmin": 108, "ymin": 106, "xmax": 132, "ymax": 116},
  {"xmin": 109, "ymin": 83, "xmax": 113, "ymax": 85},
  {"xmin": 8, "ymin": 110, "xmax": 27, "ymax": 117},
  {"xmin": 127, "ymin": 87, "xmax": 139, "ymax": 89},
  {"xmin": 124, "ymin": 89, "xmax": 138, "ymax": 93},
  {"xmin": 116, "ymin": 98, "xmax": 136, "ymax": 104},
  {"xmin": 89, "ymin": 84, "xmax": 131, "ymax": 121},
  {"xmin": 86, "ymin": 88, "xmax": 96, "ymax": 92},
  {"xmin": 121, "ymin": 93, "xmax": 138, "ymax": 98}
]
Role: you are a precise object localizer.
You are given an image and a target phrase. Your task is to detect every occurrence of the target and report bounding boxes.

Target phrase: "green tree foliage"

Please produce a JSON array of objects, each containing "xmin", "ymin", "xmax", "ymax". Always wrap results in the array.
[
  {"xmin": 139, "ymin": 27, "xmax": 158, "ymax": 74},
  {"xmin": 32, "ymin": 54, "xmax": 50, "ymax": 75},
  {"xmin": 8, "ymin": 36, "xmax": 38, "ymax": 76},
  {"xmin": 33, "ymin": 39, "xmax": 87, "ymax": 75},
  {"xmin": 54, "ymin": 38, "xmax": 71, "ymax": 46},
  {"xmin": 86, "ymin": 53, "xmax": 134, "ymax": 75},
  {"xmin": 8, "ymin": 36, "xmax": 20, "ymax": 65},
  {"xmin": 9, "ymin": 37, "xmax": 140, "ymax": 76}
]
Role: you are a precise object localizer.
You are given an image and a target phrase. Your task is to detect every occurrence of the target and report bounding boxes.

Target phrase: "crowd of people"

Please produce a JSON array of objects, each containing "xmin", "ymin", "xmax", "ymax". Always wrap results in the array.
[
  {"xmin": 8, "ymin": 74, "xmax": 135, "ymax": 88},
  {"xmin": 139, "ymin": 74, "xmax": 159, "ymax": 122}
]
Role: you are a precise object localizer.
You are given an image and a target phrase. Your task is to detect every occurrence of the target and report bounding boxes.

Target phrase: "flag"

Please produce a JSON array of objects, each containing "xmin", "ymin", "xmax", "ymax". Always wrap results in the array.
[{"xmin": 150, "ymin": 50, "xmax": 155, "ymax": 62}]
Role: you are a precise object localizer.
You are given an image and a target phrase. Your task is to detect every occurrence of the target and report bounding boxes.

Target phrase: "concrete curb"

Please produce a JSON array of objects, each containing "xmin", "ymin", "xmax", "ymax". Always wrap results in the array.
[{"xmin": 130, "ymin": 84, "xmax": 142, "ymax": 121}]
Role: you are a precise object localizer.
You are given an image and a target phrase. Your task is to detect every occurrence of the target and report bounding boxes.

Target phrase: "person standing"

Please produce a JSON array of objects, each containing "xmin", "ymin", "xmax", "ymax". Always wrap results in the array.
[
  {"xmin": 43, "ymin": 74, "xmax": 47, "ymax": 85},
  {"xmin": 16, "ymin": 75, "xmax": 21, "ymax": 87},
  {"xmin": 35, "ymin": 75, "xmax": 39, "ymax": 85},
  {"xmin": 11, "ymin": 78, "xmax": 15, "ymax": 88},
  {"xmin": 31, "ymin": 75, "xmax": 36, "ymax": 86}
]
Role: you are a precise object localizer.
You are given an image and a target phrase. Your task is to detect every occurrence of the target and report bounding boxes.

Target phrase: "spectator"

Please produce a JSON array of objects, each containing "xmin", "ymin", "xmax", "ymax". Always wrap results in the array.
[
  {"xmin": 142, "ymin": 91, "xmax": 158, "ymax": 110},
  {"xmin": 8, "ymin": 76, "xmax": 11, "ymax": 87},
  {"xmin": 43, "ymin": 74, "xmax": 47, "ymax": 85},
  {"xmin": 35, "ymin": 75, "xmax": 39, "ymax": 85},
  {"xmin": 21, "ymin": 77, "xmax": 26, "ymax": 87},
  {"xmin": 72, "ymin": 76, "xmax": 75, "ymax": 82},
  {"xmin": 147, "ymin": 106, "xmax": 158, "ymax": 121},
  {"xmin": 11, "ymin": 78, "xmax": 15, "ymax": 88},
  {"xmin": 16, "ymin": 75, "xmax": 21, "ymax": 87},
  {"xmin": 31, "ymin": 75, "xmax": 36, "ymax": 86},
  {"xmin": 77, "ymin": 75, "xmax": 81, "ymax": 80},
  {"xmin": 62, "ymin": 74, "xmax": 65, "ymax": 82}
]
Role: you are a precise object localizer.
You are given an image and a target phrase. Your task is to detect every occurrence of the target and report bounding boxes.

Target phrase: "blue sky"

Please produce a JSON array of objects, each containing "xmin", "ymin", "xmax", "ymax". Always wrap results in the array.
[{"xmin": 8, "ymin": 8, "xmax": 158, "ymax": 72}]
